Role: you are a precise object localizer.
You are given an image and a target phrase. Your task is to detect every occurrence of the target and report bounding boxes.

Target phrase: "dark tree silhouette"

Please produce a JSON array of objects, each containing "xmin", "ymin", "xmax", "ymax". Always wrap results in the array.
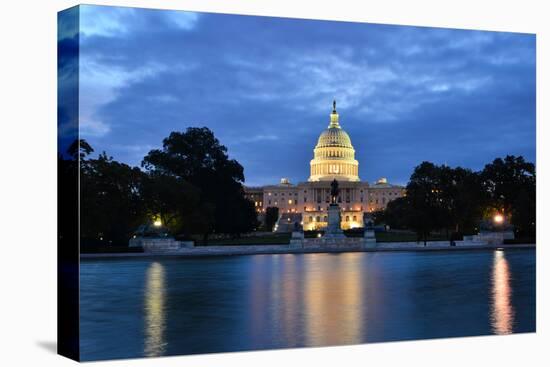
[
  {"xmin": 378, "ymin": 156, "xmax": 535, "ymax": 243},
  {"xmin": 481, "ymin": 155, "xmax": 536, "ymax": 238},
  {"xmin": 142, "ymin": 127, "xmax": 258, "ymax": 242},
  {"xmin": 264, "ymin": 207, "xmax": 280, "ymax": 232},
  {"xmin": 80, "ymin": 151, "xmax": 148, "ymax": 247}
]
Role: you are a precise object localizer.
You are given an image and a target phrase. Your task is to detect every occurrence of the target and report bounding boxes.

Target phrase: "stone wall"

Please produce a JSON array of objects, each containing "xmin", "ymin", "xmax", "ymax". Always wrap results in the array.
[
  {"xmin": 129, "ymin": 237, "xmax": 194, "ymax": 253},
  {"xmin": 303, "ymin": 237, "xmax": 366, "ymax": 247}
]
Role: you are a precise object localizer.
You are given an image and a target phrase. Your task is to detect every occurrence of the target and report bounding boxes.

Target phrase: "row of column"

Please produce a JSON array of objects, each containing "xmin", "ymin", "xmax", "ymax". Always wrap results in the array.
[
  {"xmin": 312, "ymin": 163, "xmax": 357, "ymax": 176},
  {"xmin": 318, "ymin": 150, "xmax": 352, "ymax": 159}
]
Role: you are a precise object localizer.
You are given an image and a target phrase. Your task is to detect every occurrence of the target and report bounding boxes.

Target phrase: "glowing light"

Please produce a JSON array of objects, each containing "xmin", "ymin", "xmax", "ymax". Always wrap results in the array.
[
  {"xmin": 153, "ymin": 219, "xmax": 162, "ymax": 227},
  {"xmin": 304, "ymin": 253, "xmax": 364, "ymax": 346},
  {"xmin": 144, "ymin": 262, "xmax": 166, "ymax": 357},
  {"xmin": 491, "ymin": 251, "xmax": 514, "ymax": 334},
  {"xmin": 494, "ymin": 214, "xmax": 504, "ymax": 224},
  {"xmin": 317, "ymin": 233, "xmax": 322, "ymax": 238}
]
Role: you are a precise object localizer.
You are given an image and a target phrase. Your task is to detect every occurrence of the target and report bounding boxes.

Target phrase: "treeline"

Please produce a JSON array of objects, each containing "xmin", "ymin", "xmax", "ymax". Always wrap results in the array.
[
  {"xmin": 374, "ymin": 156, "xmax": 536, "ymax": 244},
  {"xmin": 59, "ymin": 127, "xmax": 258, "ymax": 247}
]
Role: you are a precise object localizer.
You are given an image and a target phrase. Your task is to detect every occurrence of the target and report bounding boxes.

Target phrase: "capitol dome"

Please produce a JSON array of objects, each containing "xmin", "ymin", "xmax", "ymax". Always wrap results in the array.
[
  {"xmin": 309, "ymin": 101, "xmax": 360, "ymax": 182},
  {"xmin": 316, "ymin": 127, "xmax": 353, "ymax": 149}
]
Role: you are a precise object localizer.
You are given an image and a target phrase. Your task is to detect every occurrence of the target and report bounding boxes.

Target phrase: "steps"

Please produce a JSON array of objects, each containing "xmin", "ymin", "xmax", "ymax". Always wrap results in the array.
[{"xmin": 274, "ymin": 213, "xmax": 303, "ymax": 233}]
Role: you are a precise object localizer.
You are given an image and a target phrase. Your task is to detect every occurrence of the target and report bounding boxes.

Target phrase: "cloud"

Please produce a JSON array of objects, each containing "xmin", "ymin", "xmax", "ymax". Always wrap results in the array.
[
  {"xmin": 71, "ymin": 6, "xmax": 535, "ymax": 185},
  {"xmin": 79, "ymin": 59, "xmax": 166, "ymax": 137},
  {"xmin": 79, "ymin": 5, "xmax": 199, "ymax": 38},
  {"xmin": 233, "ymin": 134, "xmax": 280, "ymax": 143}
]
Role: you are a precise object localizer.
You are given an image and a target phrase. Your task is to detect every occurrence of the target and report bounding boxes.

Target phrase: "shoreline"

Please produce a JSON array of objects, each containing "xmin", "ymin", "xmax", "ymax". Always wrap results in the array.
[{"xmin": 80, "ymin": 243, "xmax": 535, "ymax": 259}]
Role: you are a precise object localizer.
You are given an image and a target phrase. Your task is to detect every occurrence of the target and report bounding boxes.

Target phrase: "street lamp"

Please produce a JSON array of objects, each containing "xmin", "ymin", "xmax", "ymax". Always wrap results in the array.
[
  {"xmin": 493, "ymin": 214, "xmax": 504, "ymax": 224},
  {"xmin": 153, "ymin": 219, "xmax": 162, "ymax": 227}
]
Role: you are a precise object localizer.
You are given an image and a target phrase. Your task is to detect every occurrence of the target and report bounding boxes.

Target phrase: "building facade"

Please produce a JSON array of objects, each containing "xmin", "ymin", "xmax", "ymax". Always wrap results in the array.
[{"xmin": 245, "ymin": 101, "xmax": 405, "ymax": 231}]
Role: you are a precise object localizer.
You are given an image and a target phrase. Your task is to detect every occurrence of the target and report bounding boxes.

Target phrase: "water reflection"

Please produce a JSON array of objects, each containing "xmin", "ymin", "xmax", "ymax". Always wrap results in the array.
[
  {"xmin": 279, "ymin": 255, "xmax": 300, "ymax": 346},
  {"xmin": 249, "ymin": 253, "xmax": 365, "ymax": 347},
  {"xmin": 491, "ymin": 251, "xmax": 514, "ymax": 334},
  {"xmin": 80, "ymin": 250, "xmax": 536, "ymax": 360},
  {"xmin": 304, "ymin": 253, "xmax": 364, "ymax": 346},
  {"xmin": 144, "ymin": 262, "xmax": 166, "ymax": 357}
]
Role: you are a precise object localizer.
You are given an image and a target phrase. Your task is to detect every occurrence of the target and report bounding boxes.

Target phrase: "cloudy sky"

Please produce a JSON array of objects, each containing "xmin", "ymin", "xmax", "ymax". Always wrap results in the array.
[{"xmin": 59, "ymin": 5, "xmax": 536, "ymax": 186}]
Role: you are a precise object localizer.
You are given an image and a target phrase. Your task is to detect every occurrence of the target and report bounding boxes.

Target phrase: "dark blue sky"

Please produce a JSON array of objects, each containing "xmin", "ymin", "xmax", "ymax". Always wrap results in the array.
[{"xmin": 61, "ymin": 5, "xmax": 536, "ymax": 186}]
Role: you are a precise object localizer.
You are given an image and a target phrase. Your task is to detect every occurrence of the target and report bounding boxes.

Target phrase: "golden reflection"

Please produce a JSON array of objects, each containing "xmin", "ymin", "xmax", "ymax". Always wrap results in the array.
[
  {"xmin": 491, "ymin": 251, "xmax": 514, "ymax": 335},
  {"xmin": 249, "ymin": 253, "xmax": 365, "ymax": 347},
  {"xmin": 281, "ymin": 255, "xmax": 299, "ymax": 346},
  {"xmin": 305, "ymin": 253, "xmax": 363, "ymax": 346},
  {"xmin": 144, "ymin": 262, "xmax": 166, "ymax": 357}
]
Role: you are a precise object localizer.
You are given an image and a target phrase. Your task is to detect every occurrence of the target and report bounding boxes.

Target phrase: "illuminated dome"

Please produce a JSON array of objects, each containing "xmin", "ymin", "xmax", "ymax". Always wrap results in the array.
[
  {"xmin": 316, "ymin": 127, "xmax": 353, "ymax": 149},
  {"xmin": 309, "ymin": 101, "xmax": 360, "ymax": 182}
]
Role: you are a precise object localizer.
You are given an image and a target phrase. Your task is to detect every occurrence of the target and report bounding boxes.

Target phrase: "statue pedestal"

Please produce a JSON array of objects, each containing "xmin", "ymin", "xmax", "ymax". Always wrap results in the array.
[
  {"xmin": 289, "ymin": 231, "xmax": 304, "ymax": 248},
  {"xmin": 363, "ymin": 229, "xmax": 377, "ymax": 248},
  {"xmin": 325, "ymin": 204, "xmax": 345, "ymax": 238}
]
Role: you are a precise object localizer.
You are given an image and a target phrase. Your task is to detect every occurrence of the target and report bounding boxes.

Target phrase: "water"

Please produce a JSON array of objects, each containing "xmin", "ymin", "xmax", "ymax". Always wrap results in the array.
[{"xmin": 80, "ymin": 249, "xmax": 536, "ymax": 361}]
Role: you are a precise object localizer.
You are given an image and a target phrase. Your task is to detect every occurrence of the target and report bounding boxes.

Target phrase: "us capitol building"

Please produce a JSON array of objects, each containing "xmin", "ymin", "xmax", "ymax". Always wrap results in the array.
[{"xmin": 245, "ymin": 101, "xmax": 405, "ymax": 231}]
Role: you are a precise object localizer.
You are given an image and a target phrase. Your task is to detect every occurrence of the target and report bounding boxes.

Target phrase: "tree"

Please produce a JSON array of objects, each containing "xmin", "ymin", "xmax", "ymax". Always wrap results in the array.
[
  {"xmin": 67, "ymin": 138, "xmax": 93, "ymax": 160},
  {"xmin": 80, "ymin": 151, "xmax": 148, "ymax": 246},
  {"xmin": 406, "ymin": 162, "xmax": 450, "ymax": 245},
  {"xmin": 481, "ymin": 155, "xmax": 536, "ymax": 237},
  {"xmin": 140, "ymin": 172, "xmax": 201, "ymax": 236},
  {"xmin": 513, "ymin": 185, "xmax": 536, "ymax": 238},
  {"xmin": 400, "ymin": 162, "xmax": 488, "ymax": 243},
  {"xmin": 142, "ymin": 128, "xmax": 258, "ymax": 239},
  {"xmin": 432, "ymin": 165, "xmax": 487, "ymax": 235},
  {"xmin": 378, "ymin": 197, "xmax": 412, "ymax": 230},
  {"xmin": 446, "ymin": 167, "xmax": 486, "ymax": 234},
  {"xmin": 264, "ymin": 207, "xmax": 279, "ymax": 232}
]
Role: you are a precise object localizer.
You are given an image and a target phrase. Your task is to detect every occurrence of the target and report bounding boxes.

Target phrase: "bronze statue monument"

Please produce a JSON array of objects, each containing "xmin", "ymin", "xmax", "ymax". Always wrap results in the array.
[{"xmin": 330, "ymin": 179, "xmax": 339, "ymax": 204}]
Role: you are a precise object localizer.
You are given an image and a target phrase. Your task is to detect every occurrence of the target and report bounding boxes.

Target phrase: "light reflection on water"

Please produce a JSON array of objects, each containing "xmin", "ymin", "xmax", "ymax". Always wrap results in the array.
[
  {"xmin": 144, "ymin": 262, "xmax": 166, "ymax": 357},
  {"xmin": 79, "ymin": 249, "xmax": 535, "ymax": 361},
  {"xmin": 304, "ymin": 253, "xmax": 363, "ymax": 346},
  {"xmin": 491, "ymin": 251, "xmax": 514, "ymax": 334}
]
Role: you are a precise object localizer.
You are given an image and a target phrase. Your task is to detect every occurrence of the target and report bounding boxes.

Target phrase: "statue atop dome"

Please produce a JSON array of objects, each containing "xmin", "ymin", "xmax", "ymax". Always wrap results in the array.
[{"xmin": 329, "ymin": 100, "xmax": 340, "ymax": 128}]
